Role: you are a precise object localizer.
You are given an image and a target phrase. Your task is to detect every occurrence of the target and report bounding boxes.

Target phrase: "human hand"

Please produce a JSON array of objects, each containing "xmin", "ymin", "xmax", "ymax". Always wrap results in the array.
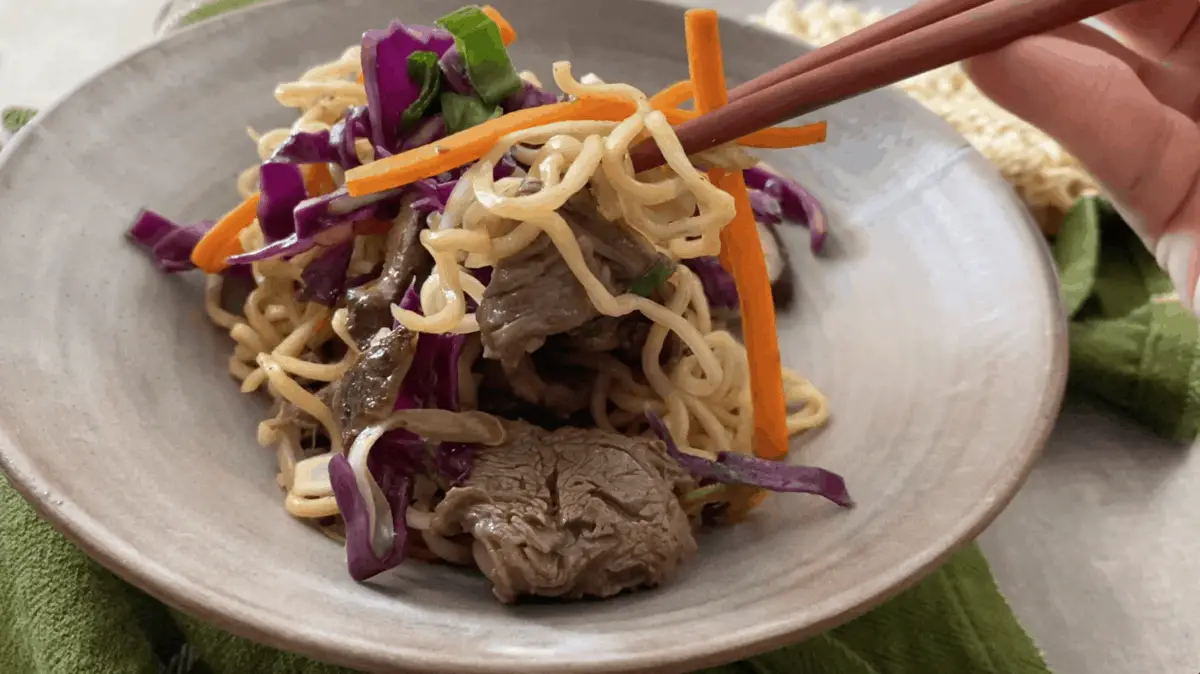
[{"xmin": 964, "ymin": 0, "xmax": 1200, "ymax": 312}]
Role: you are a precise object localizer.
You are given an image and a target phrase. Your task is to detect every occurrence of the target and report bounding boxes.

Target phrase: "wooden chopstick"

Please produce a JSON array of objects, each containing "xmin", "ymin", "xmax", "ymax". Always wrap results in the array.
[
  {"xmin": 726, "ymin": 0, "xmax": 992, "ymax": 102},
  {"xmin": 630, "ymin": 0, "xmax": 1134, "ymax": 172}
]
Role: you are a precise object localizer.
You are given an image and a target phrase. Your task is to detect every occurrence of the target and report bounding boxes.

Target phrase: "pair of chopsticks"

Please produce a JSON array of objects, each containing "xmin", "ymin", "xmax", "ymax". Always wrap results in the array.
[{"xmin": 630, "ymin": 0, "xmax": 1135, "ymax": 171}]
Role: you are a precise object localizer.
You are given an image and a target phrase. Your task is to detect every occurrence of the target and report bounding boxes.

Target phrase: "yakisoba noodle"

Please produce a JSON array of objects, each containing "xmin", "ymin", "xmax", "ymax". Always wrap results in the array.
[{"xmin": 203, "ymin": 51, "xmax": 828, "ymax": 534}]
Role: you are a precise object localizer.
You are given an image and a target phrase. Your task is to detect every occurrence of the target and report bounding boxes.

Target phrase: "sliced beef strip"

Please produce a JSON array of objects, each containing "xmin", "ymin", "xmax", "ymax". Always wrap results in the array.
[
  {"xmin": 504, "ymin": 354, "xmax": 594, "ymax": 418},
  {"xmin": 328, "ymin": 326, "xmax": 418, "ymax": 444},
  {"xmin": 474, "ymin": 359, "xmax": 593, "ymax": 429},
  {"xmin": 431, "ymin": 420, "xmax": 697, "ymax": 603},
  {"xmin": 554, "ymin": 314, "xmax": 651, "ymax": 366},
  {"xmin": 476, "ymin": 225, "xmax": 598, "ymax": 367},
  {"xmin": 560, "ymin": 191, "xmax": 665, "ymax": 286},
  {"xmin": 475, "ymin": 188, "xmax": 665, "ymax": 367},
  {"xmin": 277, "ymin": 327, "xmax": 418, "ymax": 445},
  {"xmin": 345, "ymin": 209, "xmax": 433, "ymax": 349}
]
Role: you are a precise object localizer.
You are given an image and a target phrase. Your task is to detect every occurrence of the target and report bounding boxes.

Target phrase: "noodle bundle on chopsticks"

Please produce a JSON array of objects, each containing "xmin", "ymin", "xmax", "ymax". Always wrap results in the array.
[{"xmin": 128, "ymin": 4, "xmax": 851, "ymax": 603}]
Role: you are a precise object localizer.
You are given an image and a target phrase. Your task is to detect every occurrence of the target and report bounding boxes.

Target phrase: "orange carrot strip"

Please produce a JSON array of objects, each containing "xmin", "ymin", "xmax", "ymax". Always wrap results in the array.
[
  {"xmin": 356, "ymin": 71, "xmax": 363, "ymax": 85},
  {"xmin": 481, "ymin": 5, "xmax": 517, "ymax": 45},
  {"xmin": 716, "ymin": 173, "xmax": 789, "ymax": 460},
  {"xmin": 685, "ymin": 9, "xmax": 733, "ymax": 274},
  {"xmin": 650, "ymin": 80, "xmax": 693, "ymax": 111},
  {"xmin": 687, "ymin": 11, "xmax": 728, "ymax": 114},
  {"xmin": 345, "ymin": 97, "xmax": 637, "ymax": 196},
  {"xmin": 739, "ymin": 121, "xmax": 827, "ymax": 149},
  {"xmin": 686, "ymin": 8, "xmax": 789, "ymax": 461},
  {"xmin": 190, "ymin": 192, "xmax": 260, "ymax": 273},
  {"xmin": 304, "ymin": 163, "xmax": 335, "ymax": 197},
  {"xmin": 660, "ymin": 107, "xmax": 696, "ymax": 126}
]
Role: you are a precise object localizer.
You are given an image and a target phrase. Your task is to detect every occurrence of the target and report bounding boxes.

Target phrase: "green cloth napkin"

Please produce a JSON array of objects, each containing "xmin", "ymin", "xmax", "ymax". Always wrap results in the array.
[
  {"xmin": 0, "ymin": 476, "xmax": 1048, "ymax": 674},
  {"xmin": 1054, "ymin": 196, "xmax": 1200, "ymax": 440},
  {"xmin": 3, "ymin": 2, "xmax": 1198, "ymax": 673}
]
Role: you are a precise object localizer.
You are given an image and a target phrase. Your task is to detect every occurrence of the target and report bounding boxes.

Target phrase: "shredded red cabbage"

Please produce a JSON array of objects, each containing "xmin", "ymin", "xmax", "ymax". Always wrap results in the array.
[
  {"xmin": 127, "ymin": 210, "xmax": 216, "ymax": 273},
  {"xmin": 646, "ymin": 411, "xmax": 854, "ymax": 507},
  {"xmin": 362, "ymin": 23, "xmax": 456, "ymax": 153},
  {"xmin": 226, "ymin": 232, "xmax": 316, "ymax": 265},
  {"xmin": 270, "ymin": 105, "xmax": 372, "ymax": 170},
  {"xmin": 257, "ymin": 162, "xmax": 308, "ymax": 243},
  {"xmin": 328, "ymin": 452, "xmax": 413, "ymax": 582},
  {"xmin": 399, "ymin": 114, "xmax": 446, "ymax": 151},
  {"xmin": 410, "ymin": 178, "xmax": 457, "ymax": 213},
  {"xmin": 748, "ymin": 189, "xmax": 783, "ymax": 226},
  {"xmin": 435, "ymin": 443, "xmax": 475, "ymax": 486},
  {"xmin": 437, "ymin": 47, "xmax": 474, "ymax": 95},
  {"xmin": 293, "ymin": 187, "xmax": 403, "ymax": 240},
  {"xmin": 682, "ymin": 257, "xmax": 738, "ymax": 310},
  {"xmin": 493, "ymin": 153, "xmax": 519, "ymax": 179},
  {"xmin": 743, "ymin": 166, "xmax": 828, "ymax": 253},
  {"xmin": 270, "ymin": 129, "xmax": 339, "ymax": 164},
  {"xmin": 330, "ymin": 420, "xmax": 478, "ymax": 580},
  {"xmin": 502, "ymin": 80, "xmax": 559, "ymax": 112},
  {"xmin": 395, "ymin": 286, "xmax": 467, "ymax": 411},
  {"xmin": 298, "ymin": 241, "xmax": 354, "ymax": 305}
]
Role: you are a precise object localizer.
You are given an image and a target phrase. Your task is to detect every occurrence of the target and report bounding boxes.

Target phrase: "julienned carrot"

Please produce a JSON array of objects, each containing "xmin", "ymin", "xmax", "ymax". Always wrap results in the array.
[
  {"xmin": 686, "ymin": 8, "xmax": 789, "ymax": 461},
  {"xmin": 304, "ymin": 163, "xmax": 335, "ymax": 197},
  {"xmin": 738, "ymin": 121, "xmax": 827, "ymax": 149},
  {"xmin": 686, "ymin": 9, "xmax": 733, "ymax": 274},
  {"xmin": 717, "ymin": 170, "xmax": 790, "ymax": 461},
  {"xmin": 481, "ymin": 5, "xmax": 517, "ymax": 45},
  {"xmin": 686, "ymin": 12, "xmax": 728, "ymax": 114},
  {"xmin": 191, "ymin": 192, "xmax": 260, "ymax": 273},
  {"xmin": 659, "ymin": 107, "xmax": 696, "ymax": 127},
  {"xmin": 345, "ymin": 97, "xmax": 637, "ymax": 196},
  {"xmin": 650, "ymin": 80, "xmax": 693, "ymax": 111}
]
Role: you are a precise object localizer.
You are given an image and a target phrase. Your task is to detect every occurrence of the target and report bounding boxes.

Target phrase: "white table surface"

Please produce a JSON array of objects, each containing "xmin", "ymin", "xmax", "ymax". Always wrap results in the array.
[{"xmin": 2, "ymin": 1, "xmax": 1196, "ymax": 673}]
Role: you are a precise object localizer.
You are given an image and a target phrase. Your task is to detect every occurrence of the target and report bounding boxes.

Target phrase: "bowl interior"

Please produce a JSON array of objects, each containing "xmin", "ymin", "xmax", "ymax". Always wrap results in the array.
[{"xmin": 0, "ymin": 0, "xmax": 1066, "ymax": 672}]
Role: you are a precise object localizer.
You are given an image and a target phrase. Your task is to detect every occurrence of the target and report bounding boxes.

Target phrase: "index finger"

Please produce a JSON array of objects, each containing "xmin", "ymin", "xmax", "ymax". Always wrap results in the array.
[
  {"xmin": 1101, "ymin": 0, "xmax": 1200, "ymax": 61},
  {"xmin": 964, "ymin": 34, "xmax": 1200, "ymax": 242}
]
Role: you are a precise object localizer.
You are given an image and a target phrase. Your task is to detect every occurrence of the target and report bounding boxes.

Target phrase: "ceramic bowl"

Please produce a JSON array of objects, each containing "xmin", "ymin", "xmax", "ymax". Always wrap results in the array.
[{"xmin": 0, "ymin": 0, "xmax": 1066, "ymax": 672}]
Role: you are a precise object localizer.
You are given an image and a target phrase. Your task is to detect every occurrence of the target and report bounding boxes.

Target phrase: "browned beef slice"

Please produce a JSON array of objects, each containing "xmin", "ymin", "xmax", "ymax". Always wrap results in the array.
[
  {"xmin": 280, "ymin": 327, "xmax": 417, "ymax": 444},
  {"xmin": 431, "ymin": 421, "xmax": 697, "ymax": 603},
  {"xmin": 475, "ymin": 191, "xmax": 664, "ymax": 367},
  {"xmin": 475, "ymin": 225, "xmax": 597, "ymax": 366},
  {"xmin": 345, "ymin": 209, "xmax": 433, "ymax": 348},
  {"xmin": 555, "ymin": 314, "xmax": 651, "ymax": 365},
  {"xmin": 503, "ymin": 354, "xmax": 593, "ymax": 417},
  {"xmin": 560, "ymin": 192, "xmax": 663, "ymax": 286},
  {"xmin": 474, "ymin": 360, "xmax": 592, "ymax": 429}
]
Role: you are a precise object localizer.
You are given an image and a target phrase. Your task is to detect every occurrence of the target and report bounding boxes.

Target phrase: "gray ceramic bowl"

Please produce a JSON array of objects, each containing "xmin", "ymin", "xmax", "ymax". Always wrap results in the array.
[{"xmin": 0, "ymin": 0, "xmax": 1067, "ymax": 672}]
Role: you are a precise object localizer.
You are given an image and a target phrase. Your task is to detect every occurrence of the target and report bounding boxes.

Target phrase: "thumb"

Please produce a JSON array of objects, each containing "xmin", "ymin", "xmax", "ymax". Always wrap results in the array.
[{"xmin": 964, "ymin": 34, "xmax": 1200, "ymax": 245}]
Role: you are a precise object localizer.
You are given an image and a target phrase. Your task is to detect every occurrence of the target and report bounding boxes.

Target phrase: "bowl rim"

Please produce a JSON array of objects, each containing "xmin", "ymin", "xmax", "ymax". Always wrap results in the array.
[{"xmin": 0, "ymin": 0, "xmax": 1070, "ymax": 672}]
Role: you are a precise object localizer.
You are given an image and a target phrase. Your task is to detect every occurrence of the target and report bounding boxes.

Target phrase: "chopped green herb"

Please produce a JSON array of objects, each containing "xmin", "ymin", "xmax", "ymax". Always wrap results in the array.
[
  {"xmin": 402, "ymin": 51, "xmax": 443, "ymax": 128},
  {"xmin": 631, "ymin": 259, "xmax": 676, "ymax": 297},
  {"xmin": 682, "ymin": 484, "xmax": 727, "ymax": 506},
  {"xmin": 440, "ymin": 92, "xmax": 503, "ymax": 134},
  {"xmin": 435, "ymin": 5, "xmax": 522, "ymax": 104}
]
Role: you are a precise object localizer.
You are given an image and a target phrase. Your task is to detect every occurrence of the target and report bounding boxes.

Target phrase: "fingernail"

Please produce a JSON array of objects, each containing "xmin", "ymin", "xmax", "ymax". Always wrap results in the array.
[{"xmin": 1154, "ymin": 232, "xmax": 1198, "ymax": 307}]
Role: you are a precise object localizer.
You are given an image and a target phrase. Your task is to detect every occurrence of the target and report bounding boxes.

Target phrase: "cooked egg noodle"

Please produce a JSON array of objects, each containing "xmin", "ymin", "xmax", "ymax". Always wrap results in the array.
[{"xmin": 202, "ymin": 50, "xmax": 829, "ymax": 569}]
